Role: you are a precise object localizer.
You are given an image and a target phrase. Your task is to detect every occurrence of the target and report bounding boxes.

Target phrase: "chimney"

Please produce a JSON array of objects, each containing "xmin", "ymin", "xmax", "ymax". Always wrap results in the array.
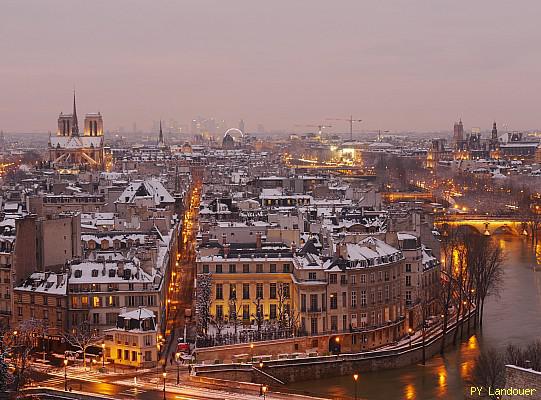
[
  {"xmin": 256, "ymin": 232, "xmax": 262, "ymax": 249},
  {"xmin": 222, "ymin": 233, "xmax": 227, "ymax": 245},
  {"xmin": 56, "ymin": 273, "xmax": 63, "ymax": 288}
]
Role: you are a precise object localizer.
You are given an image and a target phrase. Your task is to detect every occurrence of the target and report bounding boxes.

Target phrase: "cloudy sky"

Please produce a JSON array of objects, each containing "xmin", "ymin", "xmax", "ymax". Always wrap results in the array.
[{"xmin": 1, "ymin": 1, "xmax": 540, "ymax": 134}]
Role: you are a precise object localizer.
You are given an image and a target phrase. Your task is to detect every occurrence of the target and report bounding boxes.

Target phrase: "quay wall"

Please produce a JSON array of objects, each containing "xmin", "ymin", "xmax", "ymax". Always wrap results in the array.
[{"xmin": 196, "ymin": 313, "xmax": 476, "ymax": 384}]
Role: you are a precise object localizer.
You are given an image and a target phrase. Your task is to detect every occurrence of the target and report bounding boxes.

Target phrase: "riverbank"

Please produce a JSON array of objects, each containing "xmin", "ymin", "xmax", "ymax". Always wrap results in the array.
[{"xmin": 195, "ymin": 311, "xmax": 476, "ymax": 386}]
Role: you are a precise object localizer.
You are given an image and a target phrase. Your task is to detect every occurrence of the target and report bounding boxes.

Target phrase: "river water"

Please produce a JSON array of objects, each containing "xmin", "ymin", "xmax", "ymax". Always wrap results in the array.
[{"xmin": 287, "ymin": 237, "xmax": 541, "ymax": 400}]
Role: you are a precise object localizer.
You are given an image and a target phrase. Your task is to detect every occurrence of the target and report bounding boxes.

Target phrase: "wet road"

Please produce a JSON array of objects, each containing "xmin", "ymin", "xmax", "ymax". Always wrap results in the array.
[{"xmin": 287, "ymin": 236, "xmax": 541, "ymax": 400}]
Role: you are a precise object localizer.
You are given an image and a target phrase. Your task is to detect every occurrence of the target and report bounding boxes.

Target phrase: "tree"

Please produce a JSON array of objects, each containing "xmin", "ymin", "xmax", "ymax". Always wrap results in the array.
[
  {"xmin": 472, "ymin": 347, "xmax": 506, "ymax": 399},
  {"xmin": 63, "ymin": 321, "xmax": 103, "ymax": 370},
  {"xmin": 252, "ymin": 297, "xmax": 264, "ymax": 333},
  {"xmin": 5, "ymin": 319, "xmax": 45, "ymax": 389},
  {"xmin": 196, "ymin": 273, "xmax": 212, "ymax": 336},
  {"xmin": 0, "ymin": 351, "xmax": 11, "ymax": 391},
  {"xmin": 464, "ymin": 234, "xmax": 504, "ymax": 328}
]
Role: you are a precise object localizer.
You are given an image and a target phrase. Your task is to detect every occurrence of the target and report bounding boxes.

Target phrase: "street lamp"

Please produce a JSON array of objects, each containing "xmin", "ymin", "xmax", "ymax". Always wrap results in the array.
[
  {"xmin": 408, "ymin": 328, "xmax": 413, "ymax": 348},
  {"xmin": 176, "ymin": 352, "xmax": 181, "ymax": 385},
  {"xmin": 101, "ymin": 343, "xmax": 105, "ymax": 369},
  {"xmin": 259, "ymin": 361, "xmax": 263, "ymax": 369},
  {"xmin": 353, "ymin": 373, "xmax": 359, "ymax": 400},
  {"xmin": 261, "ymin": 384, "xmax": 268, "ymax": 399},
  {"xmin": 162, "ymin": 371, "xmax": 167, "ymax": 400},
  {"xmin": 64, "ymin": 359, "xmax": 68, "ymax": 391},
  {"xmin": 250, "ymin": 343, "xmax": 254, "ymax": 362}
]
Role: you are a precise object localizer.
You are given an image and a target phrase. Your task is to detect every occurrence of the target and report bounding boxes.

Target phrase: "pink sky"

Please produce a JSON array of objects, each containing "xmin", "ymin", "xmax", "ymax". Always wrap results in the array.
[{"xmin": 1, "ymin": 0, "xmax": 540, "ymax": 134}]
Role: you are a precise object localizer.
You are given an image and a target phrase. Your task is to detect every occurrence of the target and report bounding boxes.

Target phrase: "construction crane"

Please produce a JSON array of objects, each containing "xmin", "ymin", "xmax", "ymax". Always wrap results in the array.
[
  {"xmin": 326, "ymin": 116, "xmax": 362, "ymax": 141},
  {"xmin": 294, "ymin": 124, "xmax": 332, "ymax": 137}
]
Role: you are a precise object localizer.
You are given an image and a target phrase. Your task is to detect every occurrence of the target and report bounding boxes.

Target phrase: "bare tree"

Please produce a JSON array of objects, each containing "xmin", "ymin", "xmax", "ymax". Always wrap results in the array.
[
  {"xmin": 63, "ymin": 321, "xmax": 103, "ymax": 370},
  {"xmin": 5, "ymin": 319, "xmax": 45, "ymax": 389},
  {"xmin": 196, "ymin": 273, "xmax": 212, "ymax": 336},
  {"xmin": 471, "ymin": 347, "xmax": 506, "ymax": 399},
  {"xmin": 465, "ymin": 234, "xmax": 505, "ymax": 328},
  {"xmin": 252, "ymin": 297, "xmax": 264, "ymax": 333}
]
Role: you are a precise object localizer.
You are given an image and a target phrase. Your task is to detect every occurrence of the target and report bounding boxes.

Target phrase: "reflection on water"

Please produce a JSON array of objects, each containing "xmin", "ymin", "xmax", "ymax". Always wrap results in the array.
[{"xmin": 287, "ymin": 237, "xmax": 541, "ymax": 399}]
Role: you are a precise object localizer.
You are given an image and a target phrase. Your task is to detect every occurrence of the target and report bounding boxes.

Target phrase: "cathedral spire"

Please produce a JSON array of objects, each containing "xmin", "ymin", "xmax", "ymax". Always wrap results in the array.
[
  {"xmin": 158, "ymin": 120, "xmax": 164, "ymax": 146},
  {"xmin": 72, "ymin": 90, "xmax": 79, "ymax": 135}
]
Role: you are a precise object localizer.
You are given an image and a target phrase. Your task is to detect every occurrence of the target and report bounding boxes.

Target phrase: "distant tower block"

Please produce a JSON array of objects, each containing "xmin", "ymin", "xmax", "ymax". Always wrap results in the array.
[
  {"xmin": 492, "ymin": 121, "xmax": 498, "ymax": 141},
  {"xmin": 84, "ymin": 113, "xmax": 104, "ymax": 137},
  {"xmin": 453, "ymin": 119, "xmax": 464, "ymax": 142}
]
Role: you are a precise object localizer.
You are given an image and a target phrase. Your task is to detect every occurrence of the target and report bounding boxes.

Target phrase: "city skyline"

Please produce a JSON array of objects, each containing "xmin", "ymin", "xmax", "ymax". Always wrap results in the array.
[{"xmin": 2, "ymin": 1, "xmax": 541, "ymax": 133}]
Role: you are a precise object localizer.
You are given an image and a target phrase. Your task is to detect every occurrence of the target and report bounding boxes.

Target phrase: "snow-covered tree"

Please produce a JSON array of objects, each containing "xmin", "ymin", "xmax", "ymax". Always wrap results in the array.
[
  {"xmin": 196, "ymin": 273, "xmax": 212, "ymax": 336},
  {"xmin": 62, "ymin": 321, "xmax": 103, "ymax": 370}
]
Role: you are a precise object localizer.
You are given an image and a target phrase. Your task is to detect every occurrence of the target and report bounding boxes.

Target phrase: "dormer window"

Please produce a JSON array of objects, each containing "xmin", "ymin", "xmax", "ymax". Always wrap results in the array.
[
  {"xmin": 74, "ymin": 270, "xmax": 82, "ymax": 278},
  {"xmin": 91, "ymin": 269, "xmax": 99, "ymax": 277},
  {"xmin": 109, "ymin": 269, "xmax": 116, "ymax": 278}
]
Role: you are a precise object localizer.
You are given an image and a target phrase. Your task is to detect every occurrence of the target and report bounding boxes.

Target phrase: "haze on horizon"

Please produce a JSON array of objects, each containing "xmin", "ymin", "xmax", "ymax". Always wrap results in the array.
[{"xmin": 1, "ymin": 0, "xmax": 540, "ymax": 135}]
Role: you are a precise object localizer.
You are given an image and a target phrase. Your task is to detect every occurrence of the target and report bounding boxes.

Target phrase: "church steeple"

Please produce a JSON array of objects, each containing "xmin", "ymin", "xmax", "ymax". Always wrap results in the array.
[
  {"xmin": 158, "ymin": 120, "xmax": 165, "ymax": 146},
  {"xmin": 492, "ymin": 121, "xmax": 498, "ymax": 140},
  {"xmin": 72, "ymin": 91, "xmax": 79, "ymax": 136}
]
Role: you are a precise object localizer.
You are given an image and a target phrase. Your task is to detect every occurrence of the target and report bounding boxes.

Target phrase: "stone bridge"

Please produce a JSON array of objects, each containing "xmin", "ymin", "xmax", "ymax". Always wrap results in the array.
[{"xmin": 435, "ymin": 215, "xmax": 527, "ymax": 236}]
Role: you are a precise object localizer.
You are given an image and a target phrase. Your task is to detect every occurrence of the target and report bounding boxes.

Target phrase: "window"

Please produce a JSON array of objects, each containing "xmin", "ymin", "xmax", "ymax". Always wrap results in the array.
[
  {"xmin": 370, "ymin": 289, "xmax": 375, "ymax": 304},
  {"xmin": 406, "ymin": 264, "xmax": 411, "ymax": 273},
  {"xmin": 370, "ymin": 273, "xmax": 375, "ymax": 283},
  {"xmin": 270, "ymin": 264, "xmax": 276, "ymax": 273},
  {"xmin": 360, "ymin": 274, "xmax": 366, "ymax": 284},
  {"xmin": 340, "ymin": 275, "xmax": 347, "ymax": 285},
  {"xmin": 216, "ymin": 305, "xmax": 223, "ymax": 320},
  {"xmin": 229, "ymin": 284, "xmax": 236, "ymax": 300},
  {"xmin": 92, "ymin": 313, "xmax": 99, "ymax": 324},
  {"xmin": 243, "ymin": 264, "xmax": 250, "ymax": 273},
  {"xmin": 242, "ymin": 304, "xmax": 250, "ymax": 320},
  {"xmin": 30, "ymin": 295, "xmax": 35, "ymax": 304},
  {"xmin": 256, "ymin": 283, "xmax": 263, "ymax": 299},
  {"xmin": 329, "ymin": 274, "xmax": 337, "ymax": 284},
  {"xmin": 17, "ymin": 306, "xmax": 22, "ymax": 317},
  {"xmin": 378, "ymin": 289, "xmax": 382, "ymax": 302},
  {"xmin": 331, "ymin": 315, "xmax": 338, "ymax": 331},
  {"xmin": 256, "ymin": 264, "xmax": 263, "ymax": 273},
  {"xmin": 92, "ymin": 269, "xmax": 99, "ymax": 278},
  {"xmin": 301, "ymin": 294, "xmax": 306, "ymax": 312},
  {"xmin": 342, "ymin": 292, "xmax": 347, "ymax": 307},
  {"xmin": 242, "ymin": 283, "xmax": 250, "ymax": 300},
  {"xmin": 216, "ymin": 284, "xmax": 223, "ymax": 300},
  {"xmin": 132, "ymin": 351, "xmax": 137, "ymax": 361},
  {"xmin": 385, "ymin": 271, "xmax": 390, "ymax": 281},
  {"xmin": 283, "ymin": 263, "xmax": 291, "ymax": 273},
  {"xmin": 228, "ymin": 264, "xmax": 236, "ymax": 273},
  {"xmin": 406, "ymin": 291, "xmax": 412, "ymax": 304},
  {"xmin": 308, "ymin": 272, "xmax": 317, "ymax": 280},
  {"xmin": 310, "ymin": 318, "xmax": 318, "ymax": 334},
  {"xmin": 145, "ymin": 351, "xmax": 152, "ymax": 362},
  {"xmin": 57, "ymin": 311, "xmax": 62, "ymax": 323},
  {"xmin": 202, "ymin": 264, "xmax": 209, "ymax": 273},
  {"xmin": 269, "ymin": 304, "xmax": 277, "ymax": 319},
  {"xmin": 215, "ymin": 264, "xmax": 222, "ymax": 273},
  {"xmin": 351, "ymin": 275, "xmax": 356, "ymax": 285},
  {"xmin": 57, "ymin": 298, "xmax": 62, "ymax": 307},
  {"xmin": 270, "ymin": 283, "xmax": 277, "ymax": 299},
  {"xmin": 343, "ymin": 315, "xmax": 347, "ymax": 331},
  {"xmin": 44, "ymin": 296, "xmax": 48, "ymax": 305},
  {"xmin": 330, "ymin": 293, "xmax": 337, "ymax": 309},
  {"xmin": 351, "ymin": 291, "xmax": 357, "ymax": 308},
  {"xmin": 406, "ymin": 276, "xmax": 411, "ymax": 287},
  {"xmin": 310, "ymin": 294, "xmax": 318, "ymax": 311},
  {"xmin": 385, "ymin": 286, "xmax": 390, "ymax": 300}
]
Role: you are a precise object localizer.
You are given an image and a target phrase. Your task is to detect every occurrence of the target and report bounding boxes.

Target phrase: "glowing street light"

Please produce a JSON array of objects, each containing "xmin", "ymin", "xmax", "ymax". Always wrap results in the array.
[{"xmin": 353, "ymin": 374, "xmax": 359, "ymax": 400}]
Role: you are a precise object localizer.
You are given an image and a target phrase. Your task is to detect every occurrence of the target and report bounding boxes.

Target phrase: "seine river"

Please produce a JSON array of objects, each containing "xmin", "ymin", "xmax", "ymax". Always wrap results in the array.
[{"xmin": 287, "ymin": 237, "xmax": 541, "ymax": 400}]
